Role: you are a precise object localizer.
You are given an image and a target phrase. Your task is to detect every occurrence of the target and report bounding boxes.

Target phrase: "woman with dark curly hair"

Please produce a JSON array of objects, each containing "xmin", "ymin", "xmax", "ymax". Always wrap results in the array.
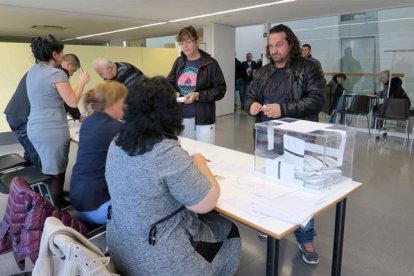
[
  {"xmin": 105, "ymin": 76, "xmax": 240, "ymax": 276},
  {"xmin": 26, "ymin": 35, "xmax": 90, "ymax": 208}
]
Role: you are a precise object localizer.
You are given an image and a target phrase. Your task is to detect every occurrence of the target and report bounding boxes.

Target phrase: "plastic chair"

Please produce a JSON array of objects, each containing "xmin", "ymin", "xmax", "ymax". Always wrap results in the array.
[
  {"xmin": 374, "ymin": 98, "xmax": 410, "ymax": 146},
  {"xmin": 336, "ymin": 95, "xmax": 372, "ymax": 134}
]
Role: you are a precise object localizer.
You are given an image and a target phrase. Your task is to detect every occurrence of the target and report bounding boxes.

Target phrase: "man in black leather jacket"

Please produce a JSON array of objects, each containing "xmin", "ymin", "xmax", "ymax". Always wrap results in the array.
[
  {"xmin": 246, "ymin": 24, "xmax": 326, "ymax": 265},
  {"xmin": 246, "ymin": 25, "xmax": 325, "ymax": 123}
]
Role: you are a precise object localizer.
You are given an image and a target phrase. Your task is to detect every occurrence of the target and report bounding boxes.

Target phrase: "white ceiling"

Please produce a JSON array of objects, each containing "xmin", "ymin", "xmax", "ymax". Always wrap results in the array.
[{"xmin": 0, "ymin": 0, "xmax": 413, "ymax": 44}]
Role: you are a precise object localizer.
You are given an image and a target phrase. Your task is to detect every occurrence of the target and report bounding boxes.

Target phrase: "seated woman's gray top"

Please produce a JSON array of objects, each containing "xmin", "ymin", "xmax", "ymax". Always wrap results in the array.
[{"xmin": 105, "ymin": 138, "xmax": 240, "ymax": 276}]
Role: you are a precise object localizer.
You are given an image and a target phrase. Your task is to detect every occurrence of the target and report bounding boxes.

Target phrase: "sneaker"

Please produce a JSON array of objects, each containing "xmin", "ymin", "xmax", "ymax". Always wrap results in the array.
[{"xmin": 298, "ymin": 242, "xmax": 319, "ymax": 264}]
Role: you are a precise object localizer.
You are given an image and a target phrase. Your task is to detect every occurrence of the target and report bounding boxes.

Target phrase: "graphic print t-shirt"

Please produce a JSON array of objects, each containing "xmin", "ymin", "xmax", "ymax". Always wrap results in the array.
[{"xmin": 177, "ymin": 58, "xmax": 202, "ymax": 118}]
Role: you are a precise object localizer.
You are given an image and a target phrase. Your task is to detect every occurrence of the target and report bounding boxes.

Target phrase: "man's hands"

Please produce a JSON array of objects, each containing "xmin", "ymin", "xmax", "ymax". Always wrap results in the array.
[
  {"xmin": 249, "ymin": 102, "xmax": 282, "ymax": 118},
  {"xmin": 79, "ymin": 71, "xmax": 91, "ymax": 86},
  {"xmin": 249, "ymin": 102, "xmax": 263, "ymax": 115}
]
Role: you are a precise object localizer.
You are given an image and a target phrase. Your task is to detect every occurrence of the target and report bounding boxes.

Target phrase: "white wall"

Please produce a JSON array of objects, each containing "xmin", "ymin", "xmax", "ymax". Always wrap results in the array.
[
  {"xmin": 236, "ymin": 25, "xmax": 264, "ymax": 62},
  {"xmin": 208, "ymin": 23, "xmax": 236, "ymax": 116}
]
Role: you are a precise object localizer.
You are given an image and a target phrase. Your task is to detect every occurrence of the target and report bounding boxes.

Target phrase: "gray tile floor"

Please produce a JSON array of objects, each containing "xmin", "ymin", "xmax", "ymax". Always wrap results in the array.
[
  {"xmin": 216, "ymin": 110, "xmax": 414, "ymax": 276},
  {"xmin": 1, "ymin": 110, "xmax": 414, "ymax": 276}
]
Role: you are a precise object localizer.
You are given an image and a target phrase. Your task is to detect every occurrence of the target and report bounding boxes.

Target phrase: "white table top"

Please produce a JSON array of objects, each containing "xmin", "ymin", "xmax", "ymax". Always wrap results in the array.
[
  {"xmin": 179, "ymin": 137, "xmax": 362, "ymax": 240},
  {"xmin": 68, "ymin": 121, "xmax": 362, "ymax": 240},
  {"xmin": 68, "ymin": 120, "xmax": 80, "ymax": 143}
]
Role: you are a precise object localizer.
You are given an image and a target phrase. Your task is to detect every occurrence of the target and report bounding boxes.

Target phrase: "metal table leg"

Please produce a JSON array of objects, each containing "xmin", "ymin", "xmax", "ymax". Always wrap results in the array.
[
  {"xmin": 332, "ymin": 198, "xmax": 347, "ymax": 276},
  {"xmin": 266, "ymin": 237, "xmax": 279, "ymax": 276}
]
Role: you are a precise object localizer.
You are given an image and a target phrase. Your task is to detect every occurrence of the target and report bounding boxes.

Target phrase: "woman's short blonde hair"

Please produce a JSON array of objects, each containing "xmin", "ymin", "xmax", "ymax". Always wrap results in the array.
[{"xmin": 85, "ymin": 80, "xmax": 127, "ymax": 112}]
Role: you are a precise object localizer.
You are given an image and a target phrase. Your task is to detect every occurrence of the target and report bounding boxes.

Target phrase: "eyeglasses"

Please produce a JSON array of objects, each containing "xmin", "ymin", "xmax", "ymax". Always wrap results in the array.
[{"xmin": 178, "ymin": 39, "xmax": 195, "ymax": 46}]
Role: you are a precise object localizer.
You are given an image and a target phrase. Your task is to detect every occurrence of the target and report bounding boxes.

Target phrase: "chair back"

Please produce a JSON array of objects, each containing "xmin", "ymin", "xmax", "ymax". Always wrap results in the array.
[
  {"xmin": 322, "ymin": 84, "xmax": 334, "ymax": 114},
  {"xmin": 380, "ymin": 98, "xmax": 409, "ymax": 120},
  {"xmin": 0, "ymin": 153, "xmax": 28, "ymax": 172},
  {"xmin": 347, "ymin": 95, "xmax": 371, "ymax": 115}
]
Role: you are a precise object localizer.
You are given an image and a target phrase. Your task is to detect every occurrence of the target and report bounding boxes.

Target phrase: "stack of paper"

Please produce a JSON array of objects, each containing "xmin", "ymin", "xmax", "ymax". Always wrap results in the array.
[
  {"xmin": 295, "ymin": 155, "xmax": 342, "ymax": 188},
  {"xmin": 216, "ymin": 174, "xmax": 327, "ymax": 226},
  {"xmin": 251, "ymin": 188, "xmax": 327, "ymax": 226}
]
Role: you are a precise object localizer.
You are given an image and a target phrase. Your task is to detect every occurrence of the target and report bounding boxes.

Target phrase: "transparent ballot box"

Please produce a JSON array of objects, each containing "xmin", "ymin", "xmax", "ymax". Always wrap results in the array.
[{"xmin": 254, "ymin": 118, "xmax": 356, "ymax": 189}]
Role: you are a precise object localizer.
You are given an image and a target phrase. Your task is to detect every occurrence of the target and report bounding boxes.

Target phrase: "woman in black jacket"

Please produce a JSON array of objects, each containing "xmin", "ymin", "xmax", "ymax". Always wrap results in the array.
[
  {"xmin": 167, "ymin": 25, "xmax": 226, "ymax": 144},
  {"xmin": 328, "ymin": 73, "xmax": 347, "ymax": 123}
]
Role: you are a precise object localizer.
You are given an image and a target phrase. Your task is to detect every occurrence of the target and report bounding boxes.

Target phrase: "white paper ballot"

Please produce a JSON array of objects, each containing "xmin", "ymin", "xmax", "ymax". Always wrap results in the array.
[
  {"xmin": 265, "ymin": 157, "xmax": 296, "ymax": 182},
  {"xmin": 267, "ymin": 126, "xmax": 274, "ymax": 150},
  {"xmin": 283, "ymin": 134, "xmax": 305, "ymax": 171},
  {"xmin": 275, "ymin": 120, "xmax": 331, "ymax": 133}
]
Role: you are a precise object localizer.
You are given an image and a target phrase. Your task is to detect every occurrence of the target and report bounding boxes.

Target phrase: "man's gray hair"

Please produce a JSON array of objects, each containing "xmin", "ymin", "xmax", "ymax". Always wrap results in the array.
[
  {"xmin": 93, "ymin": 58, "xmax": 113, "ymax": 68},
  {"xmin": 380, "ymin": 70, "xmax": 390, "ymax": 77}
]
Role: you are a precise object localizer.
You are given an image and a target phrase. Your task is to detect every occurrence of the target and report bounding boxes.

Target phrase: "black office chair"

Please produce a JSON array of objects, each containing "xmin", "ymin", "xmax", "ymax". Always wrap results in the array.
[
  {"xmin": 374, "ymin": 98, "xmax": 410, "ymax": 146},
  {"xmin": 0, "ymin": 153, "xmax": 53, "ymax": 205},
  {"xmin": 407, "ymin": 107, "xmax": 414, "ymax": 153},
  {"xmin": 323, "ymin": 84, "xmax": 334, "ymax": 115},
  {"xmin": 336, "ymin": 95, "xmax": 371, "ymax": 134},
  {"xmin": 0, "ymin": 153, "xmax": 29, "ymax": 173}
]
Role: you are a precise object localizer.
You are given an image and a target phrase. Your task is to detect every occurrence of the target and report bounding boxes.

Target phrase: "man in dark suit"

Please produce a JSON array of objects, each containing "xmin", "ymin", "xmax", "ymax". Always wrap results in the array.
[{"xmin": 240, "ymin": 52, "xmax": 257, "ymax": 110}]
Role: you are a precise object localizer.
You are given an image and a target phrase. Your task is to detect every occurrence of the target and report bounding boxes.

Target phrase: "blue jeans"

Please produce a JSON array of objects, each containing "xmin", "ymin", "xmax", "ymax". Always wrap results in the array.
[
  {"xmin": 77, "ymin": 201, "xmax": 111, "ymax": 225},
  {"xmin": 6, "ymin": 114, "xmax": 40, "ymax": 166},
  {"xmin": 329, "ymin": 96, "xmax": 346, "ymax": 124},
  {"xmin": 240, "ymin": 80, "xmax": 251, "ymax": 109},
  {"xmin": 294, "ymin": 218, "xmax": 316, "ymax": 244},
  {"xmin": 235, "ymin": 78, "xmax": 242, "ymax": 107}
]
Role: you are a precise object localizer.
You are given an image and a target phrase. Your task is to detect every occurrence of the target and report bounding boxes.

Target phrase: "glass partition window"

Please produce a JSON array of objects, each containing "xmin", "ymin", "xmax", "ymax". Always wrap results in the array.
[{"xmin": 262, "ymin": 6, "xmax": 414, "ymax": 99}]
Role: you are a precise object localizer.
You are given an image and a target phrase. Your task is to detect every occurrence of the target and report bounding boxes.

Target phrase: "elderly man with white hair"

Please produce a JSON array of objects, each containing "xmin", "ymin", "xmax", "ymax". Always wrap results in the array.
[{"xmin": 93, "ymin": 58, "xmax": 144, "ymax": 92}]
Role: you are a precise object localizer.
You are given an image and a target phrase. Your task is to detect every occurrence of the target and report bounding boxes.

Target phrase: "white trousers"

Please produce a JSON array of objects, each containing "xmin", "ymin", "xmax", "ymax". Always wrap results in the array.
[{"xmin": 182, "ymin": 118, "xmax": 215, "ymax": 144}]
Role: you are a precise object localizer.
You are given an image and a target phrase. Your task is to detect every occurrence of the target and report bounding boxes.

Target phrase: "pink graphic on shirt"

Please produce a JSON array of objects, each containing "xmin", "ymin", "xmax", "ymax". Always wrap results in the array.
[{"xmin": 177, "ymin": 67, "xmax": 198, "ymax": 95}]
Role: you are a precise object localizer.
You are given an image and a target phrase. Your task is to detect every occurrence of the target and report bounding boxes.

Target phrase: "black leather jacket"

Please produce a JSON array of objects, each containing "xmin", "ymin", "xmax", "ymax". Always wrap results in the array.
[
  {"xmin": 167, "ymin": 50, "xmax": 226, "ymax": 125},
  {"xmin": 246, "ymin": 57, "xmax": 326, "ymax": 122}
]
